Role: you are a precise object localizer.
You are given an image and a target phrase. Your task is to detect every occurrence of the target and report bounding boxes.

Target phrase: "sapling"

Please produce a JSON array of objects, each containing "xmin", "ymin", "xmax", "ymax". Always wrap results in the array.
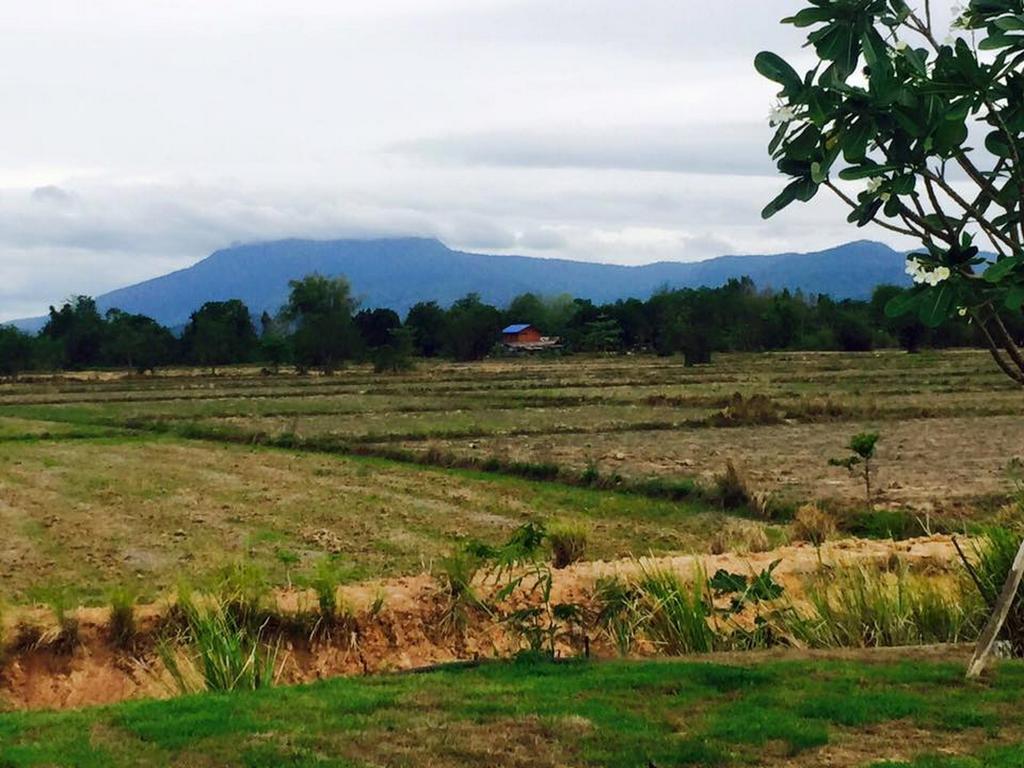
[{"xmin": 830, "ymin": 432, "xmax": 880, "ymax": 509}]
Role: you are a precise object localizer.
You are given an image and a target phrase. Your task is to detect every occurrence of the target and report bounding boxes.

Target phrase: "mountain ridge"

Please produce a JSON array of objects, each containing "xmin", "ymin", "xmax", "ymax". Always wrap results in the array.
[{"xmin": 9, "ymin": 237, "xmax": 911, "ymax": 331}]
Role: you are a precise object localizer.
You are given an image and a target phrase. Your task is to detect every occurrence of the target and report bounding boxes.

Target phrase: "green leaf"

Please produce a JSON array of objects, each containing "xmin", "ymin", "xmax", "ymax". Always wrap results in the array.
[
  {"xmin": 917, "ymin": 284, "xmax": 955, "ymax": 327},
  {"xmin": 754, "ymin": 52, "xmax": 803, "ymax": 94},
  {"xmin": 838, "ymin": 163, "xmax": 897, "ymax": 180},
  {"xmin": 979, "ymin": 33, "xmax": 1021, "ymax": 49},
  {"xmin": 985, "ymin": 130, "xmax": 1013, "ymax": 157},
  {"xmin": 884, "ymin": 289, "xmax": 923, "ymax": 318},
  {"xmin": 782, "ymin": 8, "xmax": 835, "ymax": 27},
  {"xmin": 1005, "ymin": 285, "xmax": 1024, "ymax": 311},
  {"xmin": 983, "ymin": 256, "xmax": 1022, "ymax": 283},
  {"xmin": 761, "ymin": 182, "xmax": 798, "ymax": 219},
  {"xmin": 902, "ymin": 46, "xmax": 928, "ymax": 76},
  {"xmin": 994, "ymin": 15, "xmax": 1024, "ymax": 31}
]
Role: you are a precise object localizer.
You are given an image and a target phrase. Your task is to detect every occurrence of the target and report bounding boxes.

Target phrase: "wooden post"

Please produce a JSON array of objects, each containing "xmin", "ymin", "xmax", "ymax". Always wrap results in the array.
[{"xmin": 966, "ymin": 538, "xmax": 1024, "ymax": 680}]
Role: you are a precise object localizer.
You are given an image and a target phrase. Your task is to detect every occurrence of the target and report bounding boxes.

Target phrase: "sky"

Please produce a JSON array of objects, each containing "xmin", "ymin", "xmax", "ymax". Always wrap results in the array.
[{"xmin": 0, "ymin": 0, "xmax": 926, "ymax": 321}]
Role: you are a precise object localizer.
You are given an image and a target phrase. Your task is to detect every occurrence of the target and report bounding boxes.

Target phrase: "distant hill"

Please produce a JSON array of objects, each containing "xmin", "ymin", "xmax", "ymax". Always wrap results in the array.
[{"xmin": 11, "ymin": 238, "xmax": 911, "ymax": 331}]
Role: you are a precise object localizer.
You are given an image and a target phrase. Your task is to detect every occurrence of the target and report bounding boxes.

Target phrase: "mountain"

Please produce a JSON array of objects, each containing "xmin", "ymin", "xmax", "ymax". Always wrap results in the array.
[{"xmin": 11, "ymin": 238, "xmax": 910, "ymax": 331}]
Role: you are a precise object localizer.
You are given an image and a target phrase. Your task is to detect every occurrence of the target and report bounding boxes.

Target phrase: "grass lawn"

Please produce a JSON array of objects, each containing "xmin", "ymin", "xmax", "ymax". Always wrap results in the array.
[{"xmin": 1, "ymin": 658, "xmax": 1022, "ymax": 767}]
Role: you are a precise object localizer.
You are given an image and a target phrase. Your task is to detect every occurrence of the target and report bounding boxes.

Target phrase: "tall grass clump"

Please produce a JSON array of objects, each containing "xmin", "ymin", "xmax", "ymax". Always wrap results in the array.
[
  {"xmin": 635, "ymin": 565, "xmax": 715, "ymax": 654},
  {"xmin": 107, "ymin": 587, "xmax": 137, "ymax": 650},
  {"xmin": 160, "ymin": 595, "xmax": 277, "ymax": 694},
  {"xmin": 43, "ymin": 591, "xmax": 79, "ymax": 654},
  {"xmin": 215, "ymin": 559, "xmax": 270, "ymax": 630},
  {"xmin": 790, "ymin": 563, "xmax": 981, "ymax": 648},
  {"xmin": 964, "ymin": 527, "xmax": 1024, "ymax": 656},
  {"xmin": 792, "ymin": 504, "xmax": 835, "ymax": 546},
  {"xmin": 548, "ymin": 520, "xmax": 588, "ymax": 569},
  {"xmin": 593, "ymin": 575, "xmax": 642, "ymax": 656},
  {"xmin": 435, "ymin": 549, "xmax": 487, "ymax": 636}
]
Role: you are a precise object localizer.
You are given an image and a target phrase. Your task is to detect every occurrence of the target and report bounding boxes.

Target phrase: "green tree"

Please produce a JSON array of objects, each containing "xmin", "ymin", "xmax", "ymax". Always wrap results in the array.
[
  {"xmin": 181, "ymin": 300, "xmax": 257, "ymax": 372},
  {"xmin": 41, "ymin": 296, "xmax": 105, "ymax": 369},
  {"xmin": 103, "ymin": 309, "xmax": 177, "ymax": 372},
  {"xmin": 0, "ymin": 326, "xmax": 35, "ymax": 376},
  {"xmin": 373, "ymin": 327, "xmax": 415, "ymax": 373},
  {"xmin": 445, "ymin": 294, "xmax": 502, "ymax": 361},
  {"xmin": 405, "ymin": 301, "xmax": 447, "ymax": 357},
  {"xmin": 872, "ymin": 284, "xmax": 928, "ymax": 352},
  {"xmin": 281, "ymin": 275, "xmax": 360, "ymax": 373},
  {"xmin": 355, "ymin": 308, "xmax": 402, "ymax": 350},
  {"xmin": 756, "ymin": 0, "xmax": 1024, "ymax": 384}
]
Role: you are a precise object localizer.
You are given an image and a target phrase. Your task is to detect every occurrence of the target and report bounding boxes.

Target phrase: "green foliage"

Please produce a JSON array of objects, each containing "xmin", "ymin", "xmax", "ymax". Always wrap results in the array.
[
  {"xmin": 547, "ymin": 519, "xmax": 589, "ymax": 569},
  {"xmin": 634, "ymin": 565, "xmax": 715, "ymax": 654},
  {"xmin": 281, "ymin": 274, "xmax": 361, "ymax": 373},
  {"xmin": 791, "ymin": 564, "xmax": 983, "ymax": 648},
  {"xmin": 180, "ymin": 299, "xmax": 258, "ymax": 371},
  {"xmin": 160, "ymin": 595, "xmax": 277, "ymax": 694},
  {"xmin": 965, "ymin": 527, "xmax": 1024, "ymax": 655},
  {"xmin": 830, "ymin": 431, "xmax": 881, "ymax": 508},
  {"xmin": 593, "ymin": 575, "xmax": 643, "ymax": 656},
  {"xmin": 107, "ymin": 587, "xmax": 137, "ymax": 650},
  {"xmin": 757, "ymin": 0, "xmax": 1024, "ymax": 382}
]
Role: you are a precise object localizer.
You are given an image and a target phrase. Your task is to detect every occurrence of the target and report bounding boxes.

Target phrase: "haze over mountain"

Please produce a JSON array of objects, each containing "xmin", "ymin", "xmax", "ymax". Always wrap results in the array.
[{"xmin": 11, "ymin": 238, "xmax": 911, "ymax": 332}]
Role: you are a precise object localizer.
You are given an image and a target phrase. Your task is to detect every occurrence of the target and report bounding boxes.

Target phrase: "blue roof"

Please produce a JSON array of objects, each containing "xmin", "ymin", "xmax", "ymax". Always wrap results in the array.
[{"xmin": 502, "ymin": 324, "xmax": 532, "ymax": 334}]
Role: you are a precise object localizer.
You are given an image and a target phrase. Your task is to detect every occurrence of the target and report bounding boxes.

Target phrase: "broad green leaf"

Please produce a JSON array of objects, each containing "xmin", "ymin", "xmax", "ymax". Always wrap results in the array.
[
  {"xmin": 979, "ymin": 33, "xmax": 1021, "ymax": 49},
  {"xmin": 1005, "ymin": 285, "xmax": 1024, "ymax": 311},
  {"xmin": 754, "ymin": 52, "xmax": 803, "ymax": 93},
  {"xmin": 884, "ymin": 289, "xmax": 923, "ymax": 318},
  {"xmin": 917, "ymin": 284, "xmax": 955, "ymax": 327},
  {"xmin": 983, "ymin": 256, "xmax": 1022, "ymax": 282},
  {"xmin": 761, "ymin": 182, "xmax": 798, "ymax": 219},
  {"xmin": 838, "ymin": 163, "xmax": 897, "ymax": 180}
]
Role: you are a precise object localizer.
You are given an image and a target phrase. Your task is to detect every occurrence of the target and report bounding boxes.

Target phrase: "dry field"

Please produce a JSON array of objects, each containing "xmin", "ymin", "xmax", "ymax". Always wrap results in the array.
[{"xmin": 0, "ymin": 350, "xmax": 1021, "ymax": 605}]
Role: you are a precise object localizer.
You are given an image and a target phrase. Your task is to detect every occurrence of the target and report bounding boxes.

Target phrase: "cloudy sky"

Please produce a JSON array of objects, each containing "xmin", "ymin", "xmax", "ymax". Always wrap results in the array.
[{"xmin": 1, "ymin": 0, "xmax": 922, "ymax": 321}]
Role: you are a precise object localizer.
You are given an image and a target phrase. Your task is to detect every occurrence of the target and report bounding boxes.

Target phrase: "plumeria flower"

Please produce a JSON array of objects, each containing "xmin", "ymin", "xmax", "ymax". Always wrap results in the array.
[
  {"xmin": 880, "ymin": 192, "xmax": 891, "ymax": 202},
  {"xmin": 768, "ymin": 102, "xmax": 797, "ymax": 126},
  {"xmin": 958, "ymin": 307, "xmax": 968, "ymax": 317},
  {"xmin": 866, "ymin": 177, "xmax": 884, "ymax": 195},
  {"xmin": 943, "ymin": 34, "xmax": 957, "ymax": 46},
  {"xmin": 894, "ymin": 40, "xmax": 909, "ymax": 52},
  {"xmin": 905, "ymin": 258, "xmax": 952, "ymax": 286}
]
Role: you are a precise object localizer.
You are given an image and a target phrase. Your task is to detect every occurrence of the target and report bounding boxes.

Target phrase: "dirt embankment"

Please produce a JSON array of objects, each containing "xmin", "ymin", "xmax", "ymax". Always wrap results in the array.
[{"xmin": 0, "ymin": 536, "xmax": 962, "ymax": 712}]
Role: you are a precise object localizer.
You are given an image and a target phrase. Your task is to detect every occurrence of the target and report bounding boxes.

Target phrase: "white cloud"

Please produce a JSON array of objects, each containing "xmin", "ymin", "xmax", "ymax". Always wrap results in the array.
[{"xmin": 0, "ymin": 0, "xmax": 919, "ymax": 321}]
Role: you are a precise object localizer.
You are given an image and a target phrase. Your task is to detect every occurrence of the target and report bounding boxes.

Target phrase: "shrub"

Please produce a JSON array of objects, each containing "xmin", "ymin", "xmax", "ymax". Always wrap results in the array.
[
  {"xmin": 744, "ymin": 525, "xmax": 773, "ymax": 554},
  {"xmin": 708, "ymin": 393, "xmax": 782, "ymax": 427},
  {"xmin": 160, "ymin": 596, "xmax": 277, "ymax": 693},
  {"xmin": 435, "ymin": 549, "xmax": 487, "ymax": 636},
  {"xmin": 44, "ymin": 592, "xmax": 79, "ymax": 654},
  {"xmin": 713, "ymin": 459, "xmax": 753, "ymax": 510},
  {"xmin": 215, "ymin": 559, "xmax": 270, "ymax": 629},
  {"xmin": 108, "ymin": 587, "xmax": 137, "ymax": 650},
  {"xmin": 593, "ymin": 576, "xmax": 642, "ymax": 657},
  {"xmin": 548, "ymin": 520, "xmax": 588, "ymax": 569},
  {"xmin": 635, "ymin": 565, "xmax": 715, "ymax": 655},
  {"xmin": 792, "ymin": 504, "xmax": 835, "ymax": 546}
]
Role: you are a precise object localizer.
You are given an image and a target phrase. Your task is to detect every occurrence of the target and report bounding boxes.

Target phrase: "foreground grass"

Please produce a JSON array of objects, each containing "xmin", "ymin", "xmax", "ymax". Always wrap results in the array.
[{"xmin": 1, "ymin": 658, "xmax": 1022, "ymax": 767}]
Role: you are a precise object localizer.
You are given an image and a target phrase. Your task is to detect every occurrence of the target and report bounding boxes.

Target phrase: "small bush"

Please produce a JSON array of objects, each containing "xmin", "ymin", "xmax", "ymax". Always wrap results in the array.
[
  {"xmin": 635, "ymin": 565, "xmax": 715, "ymax": 655},
  {"xmin": 792, "ymin": 504, "xmax": 835, "ymax": 546},
  {"xmin": 593, "ymin": 576, "xmax": 642, "ymax": 656},
  {"xmin": 548, "ymin": 520, "xmax": 588, "ymax": 569},
  {"xmin": 713, "ymin": 459, "xmax": 753, "ymax": 510},
  {"xmin": 215, "ymin": 559, "xmax": 270, "ymax": 630},
  {"xmin": 843, "ymin": 509, "xmax": 924, "ymax": 540},
  {"xmin": 435, "ymin": 549, "xmax": 487, "ymax": 636},
  {"xmin": 160, "ymin": 596, "xmax": 277, "ymax": 693},
  {"xmin": 708, "ymin": 393, "xmax": 782, "ymax": 427},
  {"xmin": 743, "ymin": 526, "xmax": 772, "ymax": 554},
  {"xmin": 108, "ymin": 587, "xmax": 137, "ymax": 650},
  {"xmin": 45, "ymin": 593, "xmax": 79, "ymax": 655}
]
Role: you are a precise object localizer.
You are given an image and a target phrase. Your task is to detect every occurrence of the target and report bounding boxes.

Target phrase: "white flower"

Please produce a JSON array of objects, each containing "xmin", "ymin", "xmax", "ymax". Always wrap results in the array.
[
  {"xmin": 880, "ymin": 192, "xmax": 891, "ymax": 202},
  {"xmin": 768, "ymin": 102, "xmax": 797, "ymax": 126},
  {"xmin": 957, "ymin": 306, "xmax": 968, "ymax": 317},
  {"xmin": 866, "ymin": 177, "xmax": 884, "ymax": 194},
  {"xmin": 943, "ymin": 34, "xmax": 956, "ymax": 46},
  {"xmin": 905, "ymin": 258, "xmax": 952, "ymax": 286},
  {"xmin": 894, "ymin": 40, "xmax": 909, "ymax": 52}
]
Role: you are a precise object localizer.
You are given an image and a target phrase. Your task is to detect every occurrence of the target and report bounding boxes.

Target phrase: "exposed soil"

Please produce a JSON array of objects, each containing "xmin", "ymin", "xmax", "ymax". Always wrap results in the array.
[{"xmin": 0, "ymin": 535, "xmax": 968, "ymax": 712}]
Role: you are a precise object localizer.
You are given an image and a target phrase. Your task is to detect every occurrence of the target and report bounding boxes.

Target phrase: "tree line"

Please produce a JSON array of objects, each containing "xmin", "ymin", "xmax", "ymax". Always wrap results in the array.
[{"xmin": 1, "ymin": 274, "xmax": 1017, "ymax": 376}]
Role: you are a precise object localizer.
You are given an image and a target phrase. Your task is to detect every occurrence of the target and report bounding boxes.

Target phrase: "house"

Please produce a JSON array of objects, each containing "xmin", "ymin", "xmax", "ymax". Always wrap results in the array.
[
  {"xmin": 501, "ymin": 323, "xmax": 562, "ymax": 351},
  {"xmin": 502, "ymin": 323, "xmax": 543, "ymax": 345}
]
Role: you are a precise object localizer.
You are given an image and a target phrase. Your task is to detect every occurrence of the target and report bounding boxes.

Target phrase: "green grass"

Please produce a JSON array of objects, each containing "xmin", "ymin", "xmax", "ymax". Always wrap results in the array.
[{"xmin": 0, "ymin": 658, "xmax": 1022, "ymax": 767}]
